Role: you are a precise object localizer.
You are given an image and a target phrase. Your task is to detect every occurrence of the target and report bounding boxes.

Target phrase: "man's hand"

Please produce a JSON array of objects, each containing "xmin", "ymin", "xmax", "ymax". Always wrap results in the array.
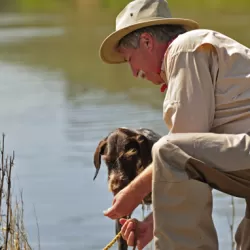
[
  {"xmin": 103, "ymin": 164, "xmax": 153, "ymax": 220},
  {"xmin": 103, "ymin": 185, "xmax": 142, "ymax": 219},
  {"xmin": 119, "ymin": 214, "xmax": 154, "ymax": 250}
]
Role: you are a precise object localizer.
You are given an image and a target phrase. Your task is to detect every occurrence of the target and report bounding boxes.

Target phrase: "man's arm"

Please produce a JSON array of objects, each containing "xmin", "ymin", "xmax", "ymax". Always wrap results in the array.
[
  {"xmin": 163, "ymin": 44, "xmax": 219, "ymax": 133},
  {"xmin": 129, "ymin": 163, "xmax": 153, "ymax": 198}
]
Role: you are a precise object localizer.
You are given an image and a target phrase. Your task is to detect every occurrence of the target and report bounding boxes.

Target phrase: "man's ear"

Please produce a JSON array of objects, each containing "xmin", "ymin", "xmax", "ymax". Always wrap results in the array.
[{"xmin": 140, "ymin": 33, "xmax": 154, "ymax": 51}]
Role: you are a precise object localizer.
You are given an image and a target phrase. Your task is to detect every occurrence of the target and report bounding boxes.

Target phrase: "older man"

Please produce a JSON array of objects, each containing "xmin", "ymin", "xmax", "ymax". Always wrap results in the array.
[{"xmin": 99, "ymin": 0, "xmax": 250, "ymax": 249}]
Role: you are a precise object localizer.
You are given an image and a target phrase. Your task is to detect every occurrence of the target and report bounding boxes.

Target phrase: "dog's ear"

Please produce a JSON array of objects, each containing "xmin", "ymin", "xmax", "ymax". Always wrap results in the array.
[{"xmin": 93, "ymin": 138, "xmax": 107, "ymax": 180}]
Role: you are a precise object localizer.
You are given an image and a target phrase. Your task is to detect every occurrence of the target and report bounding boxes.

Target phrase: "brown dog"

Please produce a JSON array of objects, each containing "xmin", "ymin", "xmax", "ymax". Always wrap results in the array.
[{"xmin": 93, "ymin": 127, "xmax": 161, "ymax": 250}]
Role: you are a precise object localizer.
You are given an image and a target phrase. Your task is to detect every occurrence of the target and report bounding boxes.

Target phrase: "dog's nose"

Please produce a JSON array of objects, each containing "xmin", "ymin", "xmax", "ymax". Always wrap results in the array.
[
  {"xmin": 110, "ymin": 181, "xmax": 124, "ymax": 196},
  {"xmin": 108, "ymin": 172, "xmax": 129, "ymax": 196}
]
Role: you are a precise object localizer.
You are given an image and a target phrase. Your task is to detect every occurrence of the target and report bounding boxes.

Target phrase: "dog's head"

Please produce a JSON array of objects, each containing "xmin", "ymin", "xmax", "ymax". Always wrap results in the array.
[
  {"xmin": 93, "ymin": 127, "xmax": 161, "ymax": 250},
  {"xmin": 93, "ymin": 127, "xmax": 161, "ymax": 197}
]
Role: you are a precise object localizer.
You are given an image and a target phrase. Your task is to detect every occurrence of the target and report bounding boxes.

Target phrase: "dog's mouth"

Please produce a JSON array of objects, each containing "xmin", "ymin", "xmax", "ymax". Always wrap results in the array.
[
  {"xmin": 111, "ymin": 181, "xmax": 130, "ymax": 196},
  {"xmin": 108, "ymin": 170, "xmax": 131, "ymax": 195}
]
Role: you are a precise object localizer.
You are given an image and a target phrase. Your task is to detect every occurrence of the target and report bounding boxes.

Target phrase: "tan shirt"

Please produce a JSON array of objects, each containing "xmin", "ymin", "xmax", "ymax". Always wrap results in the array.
[{"xmin": 162, "ymin": 29, "xmax": 250, "ymax": 134}]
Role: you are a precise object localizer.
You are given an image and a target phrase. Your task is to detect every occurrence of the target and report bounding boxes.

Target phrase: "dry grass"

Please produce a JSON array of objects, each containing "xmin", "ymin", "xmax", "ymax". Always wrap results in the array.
[{"xmin": 0, "ymin": 133, "xmax": 32, "ymax": 250}]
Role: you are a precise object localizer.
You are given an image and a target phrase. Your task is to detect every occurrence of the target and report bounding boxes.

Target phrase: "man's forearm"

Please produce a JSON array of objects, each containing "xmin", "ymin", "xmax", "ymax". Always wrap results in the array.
[{"xmin": 129, "ymin": 163, "xmax": 153, "ymax": 200}]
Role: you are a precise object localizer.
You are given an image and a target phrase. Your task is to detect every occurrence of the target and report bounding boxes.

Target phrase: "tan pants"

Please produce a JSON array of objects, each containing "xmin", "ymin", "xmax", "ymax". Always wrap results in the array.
[{"xmin": 152, "ymin": 133, "xmax": 250, "ymax": 250}]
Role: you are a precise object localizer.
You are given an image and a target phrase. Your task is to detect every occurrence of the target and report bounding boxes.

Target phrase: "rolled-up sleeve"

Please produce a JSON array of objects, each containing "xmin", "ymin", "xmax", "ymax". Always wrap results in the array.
[{"xmin": 163, "ymin": 45, "xmax": 218, "ymax": 133}]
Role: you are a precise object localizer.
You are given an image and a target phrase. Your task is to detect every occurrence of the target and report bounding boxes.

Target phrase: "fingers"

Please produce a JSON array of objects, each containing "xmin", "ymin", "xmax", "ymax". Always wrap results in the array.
[
  {"xmin": 120, "ymin": 219, "xmax": 152, "ymax": 250},
  {"xmin": 119, "ymin": 218, "xmax": 127, "ymax": 225},
  {"xmin": 120, "ymin": 219, "xmax": 137, "ymax": 247},
  {"xmin": 137, "ymin": 238, "xmax": 145, "ymax": 250},
  {"xmin": 103, "ymin": 206, "xmax": 119, "ymax": 219},
  {"xmin": 124, "ymin": 221, "xmax": 136, "ymax": 240},
  {"xmin": 103, "ymin": 198, "xmax": 120, "ymax": 219},
  {"xmin": 120, "ymin": 219, "xmax": 129, "ymax": 238},
  {"xmin": 127, "ymin": 230, "xmax": 135, "ymax": 246}
]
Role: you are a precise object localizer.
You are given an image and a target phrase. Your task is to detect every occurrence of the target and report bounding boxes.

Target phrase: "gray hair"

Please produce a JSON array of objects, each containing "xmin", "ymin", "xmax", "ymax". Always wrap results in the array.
[{"xmin": 118, "ymin": 24, "xmax": 186, "ymax": 49}]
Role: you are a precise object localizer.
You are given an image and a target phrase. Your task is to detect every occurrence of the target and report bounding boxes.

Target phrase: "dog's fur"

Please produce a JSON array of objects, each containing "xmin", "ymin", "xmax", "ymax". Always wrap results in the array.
[{"xmin": 93, "ymin": 127, "xmax": 161, "ymax": 250}]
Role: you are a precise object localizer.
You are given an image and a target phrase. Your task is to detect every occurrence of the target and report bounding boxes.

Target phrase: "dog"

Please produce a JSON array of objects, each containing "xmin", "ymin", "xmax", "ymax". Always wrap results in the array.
[{"xmin": 93, "ymin": 127, "xmax": 161, "ymax": 250}]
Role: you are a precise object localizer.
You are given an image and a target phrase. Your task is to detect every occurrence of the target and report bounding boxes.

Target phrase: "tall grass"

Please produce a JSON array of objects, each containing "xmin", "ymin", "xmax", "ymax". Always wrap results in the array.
[{"xmin": 0, "ymin": 134, "xmax": 32, "ymax": 250}]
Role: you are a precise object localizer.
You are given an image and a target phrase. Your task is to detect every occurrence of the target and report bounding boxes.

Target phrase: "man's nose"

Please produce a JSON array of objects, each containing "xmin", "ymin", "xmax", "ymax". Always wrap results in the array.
[
  {"xmin": 138, "ymin": 71, "xmax": 145, "ymax": 79},
  {"xmin": 131, "ymin": 66, "xmax": 139, "ymax": 77},
  {"xmin": 131, "ymin": 68, "xmax": 145, "ymax": 79}
]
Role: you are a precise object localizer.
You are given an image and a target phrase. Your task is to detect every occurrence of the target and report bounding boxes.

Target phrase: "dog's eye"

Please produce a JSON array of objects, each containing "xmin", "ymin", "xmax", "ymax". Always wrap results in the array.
[
  {"xmin": 124, "ymin": 148, "xmax": 137, "ymax": 158},
  {"xmin": 103, "ymin": 155, "xmax": 113, "ymax": 164}
]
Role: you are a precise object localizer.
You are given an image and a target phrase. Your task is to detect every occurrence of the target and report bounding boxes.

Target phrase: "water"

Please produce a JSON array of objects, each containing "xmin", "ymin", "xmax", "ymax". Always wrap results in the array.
[{"xmin": 0, "ymin": 3, "xmax": 248, "ymax": 250}]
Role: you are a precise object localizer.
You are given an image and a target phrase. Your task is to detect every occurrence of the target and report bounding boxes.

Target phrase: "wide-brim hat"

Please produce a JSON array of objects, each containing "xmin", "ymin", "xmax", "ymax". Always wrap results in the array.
[{"xmin": 99, "ymin": 0, "xmax": 199, "ymax": 64}]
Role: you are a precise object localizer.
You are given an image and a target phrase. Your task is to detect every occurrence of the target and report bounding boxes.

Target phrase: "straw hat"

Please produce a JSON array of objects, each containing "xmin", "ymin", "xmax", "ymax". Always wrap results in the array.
[{"xmin": 99, "ymin": 0, "xmax": 199, "ymax": 64}]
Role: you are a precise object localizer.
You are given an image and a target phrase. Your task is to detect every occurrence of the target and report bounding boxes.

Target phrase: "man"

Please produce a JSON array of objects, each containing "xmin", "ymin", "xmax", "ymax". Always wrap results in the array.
[{"xmin": 99, "ymin": 0, "xmax": 250, "ymax": 249}]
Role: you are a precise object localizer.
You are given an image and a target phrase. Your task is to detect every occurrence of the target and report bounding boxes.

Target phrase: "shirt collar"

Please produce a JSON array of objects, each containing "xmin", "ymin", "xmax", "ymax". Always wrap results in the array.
[{"xmin": 159, "ymin": 35, "xmax": 178, "ymax": 81}]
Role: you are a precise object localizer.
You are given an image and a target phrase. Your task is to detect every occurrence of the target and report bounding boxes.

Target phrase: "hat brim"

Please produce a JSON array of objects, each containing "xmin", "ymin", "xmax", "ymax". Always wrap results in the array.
[{"xmin": 99, "ymin": 18, "xmax": 199, "ymax": 64}]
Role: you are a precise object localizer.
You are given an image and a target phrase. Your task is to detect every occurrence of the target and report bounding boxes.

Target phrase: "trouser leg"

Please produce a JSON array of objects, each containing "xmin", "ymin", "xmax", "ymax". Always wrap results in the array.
[{"xmin": 152, "ymin": 133, "xmax": 250, "ymax": 250}]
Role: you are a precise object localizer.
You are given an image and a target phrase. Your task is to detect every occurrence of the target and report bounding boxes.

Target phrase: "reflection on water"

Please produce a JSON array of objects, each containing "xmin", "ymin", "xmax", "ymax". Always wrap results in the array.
[
  {"xmin": 0, "ymin": 13, "xmax": 62, "ymax": 25},
  {"xmin": 0, "ymin": 27, "xmax": 64, "ymax": 44},
  {"xmin": 0, "ymin": 2, "xmax": 249, "ymax": 249}
]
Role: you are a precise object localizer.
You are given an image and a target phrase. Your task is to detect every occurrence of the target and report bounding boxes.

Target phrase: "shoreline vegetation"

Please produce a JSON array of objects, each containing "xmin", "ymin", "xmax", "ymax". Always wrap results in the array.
[{"xmin": 0, "ymin": 134, "xmax": 33, "ymax": 250}]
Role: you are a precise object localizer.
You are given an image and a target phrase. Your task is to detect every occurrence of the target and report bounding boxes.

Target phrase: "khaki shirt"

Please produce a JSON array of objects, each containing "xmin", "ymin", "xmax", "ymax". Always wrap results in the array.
[{"xmin": 162, "ymin": 29, "xmax": 250, "ymax": 134}]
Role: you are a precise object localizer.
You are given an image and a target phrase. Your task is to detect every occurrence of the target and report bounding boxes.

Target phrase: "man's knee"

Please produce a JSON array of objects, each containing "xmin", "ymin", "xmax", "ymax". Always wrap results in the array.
[
  {"xmin": 152, "ymin": 135, "xmax": 176, "ymax": 160},
  {"xmin": 152, "ymin": 133, "xmax": 196, "ymax": 159},
  {"xmin": 152, "ymin": 136, "xmax": 167, "ymax": 158},
  {"xmin": 152, "ymin": 134, "xmax": 193, "ymax": 182}
]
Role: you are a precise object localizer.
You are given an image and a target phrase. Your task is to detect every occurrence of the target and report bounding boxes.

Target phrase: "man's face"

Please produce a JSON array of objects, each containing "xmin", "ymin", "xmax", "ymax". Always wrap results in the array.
[{"xmin": 117, "ymin": 33, "xmax": 165, "ymax": 85}]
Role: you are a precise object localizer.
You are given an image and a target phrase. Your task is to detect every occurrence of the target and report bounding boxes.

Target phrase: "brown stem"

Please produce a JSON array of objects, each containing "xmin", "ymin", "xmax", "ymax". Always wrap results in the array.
[
  {"xmin": 5, "ymin": 154, "xmax": 14, "ymax": 249},
  {"xmin": 0, "ymin": 134, "xmax": 6, "ymax": 219},
  {"xmin": 0, "ymin": 134, "xmax": 33, "ymax": 249}
]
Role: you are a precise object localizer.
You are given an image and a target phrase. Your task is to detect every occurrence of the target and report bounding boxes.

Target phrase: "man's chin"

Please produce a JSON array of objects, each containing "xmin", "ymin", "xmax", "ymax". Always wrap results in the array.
[{"xmin": 152, "ymin": 81, "xmax": 164, "ymax": 85}]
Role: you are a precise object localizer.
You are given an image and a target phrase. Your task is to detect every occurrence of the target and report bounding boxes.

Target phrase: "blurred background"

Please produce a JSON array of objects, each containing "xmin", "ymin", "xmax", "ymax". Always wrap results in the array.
[{"xmin": 0, "ymin": 0, "xmax": 249, "ymax": 249}]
